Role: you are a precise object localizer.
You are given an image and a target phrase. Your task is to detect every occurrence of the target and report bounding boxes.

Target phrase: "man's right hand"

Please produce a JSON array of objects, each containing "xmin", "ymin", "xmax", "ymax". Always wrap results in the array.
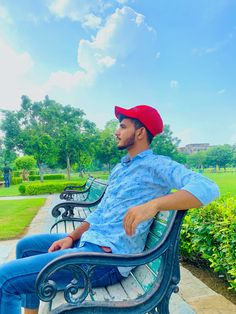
[{"xmin": 48, "ymin": 237, "xmax": 73, "ymax": 252}]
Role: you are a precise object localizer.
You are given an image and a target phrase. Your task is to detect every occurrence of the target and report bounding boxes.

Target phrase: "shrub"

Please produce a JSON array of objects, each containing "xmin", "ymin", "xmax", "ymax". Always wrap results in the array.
[
  {"xmin": 181, "ymin": 195, "xmax": 236, "ymax": 291},
  {"xmin": 19, "ymin": 184, "xmax": 26, "ymax": 194},
  {"xmin": 19, "ymin": 181, "xmax": 83, "ymax": 195},
  {"xmin": 29, "ymin": 174, "xmax": 65, "ymax": 181},
  {"xmin": 11, "ymin": 177, "xmax": 23, "ymax": 185}
]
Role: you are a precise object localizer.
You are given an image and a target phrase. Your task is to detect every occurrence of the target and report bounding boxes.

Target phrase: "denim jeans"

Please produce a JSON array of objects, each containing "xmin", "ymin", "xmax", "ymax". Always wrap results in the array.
[
  {"xmin": 0, "ymin": 233, "xmax": 123, "ymax": 314},
  {"xmin": 3, "ymin": 174, "xmax": 10, "ymax": 188}
]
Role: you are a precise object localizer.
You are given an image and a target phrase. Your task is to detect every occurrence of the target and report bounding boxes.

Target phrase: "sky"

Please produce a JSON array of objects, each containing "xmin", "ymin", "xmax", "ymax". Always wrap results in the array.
[{"xmin": 0, "ymin": 0, "xmax": 235, "ymax": 147}]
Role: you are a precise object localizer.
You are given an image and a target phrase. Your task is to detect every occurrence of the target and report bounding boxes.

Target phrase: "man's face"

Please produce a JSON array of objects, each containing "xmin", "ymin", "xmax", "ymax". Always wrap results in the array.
[{"xmin": 115, "ymin": 118, "xmax": 137, "ymax": 150}]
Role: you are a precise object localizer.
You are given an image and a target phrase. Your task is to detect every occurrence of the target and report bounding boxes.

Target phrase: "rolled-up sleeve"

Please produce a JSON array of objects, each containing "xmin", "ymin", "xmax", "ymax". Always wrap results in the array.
[{"xmin": 156, "ymin": 157, "xmax": 220, "ymax": 205}]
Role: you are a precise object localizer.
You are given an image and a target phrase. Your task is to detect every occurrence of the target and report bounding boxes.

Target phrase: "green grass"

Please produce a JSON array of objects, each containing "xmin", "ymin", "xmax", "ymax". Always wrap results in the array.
[
  {"xmin": 0, "ymin": 184, "xmax": 22, "ymax": 197},
  {"xmin": 0, "ymin": 198, "xmax": 46, "ymax": 240},
  {"xmin": 203, "ymin": 172, "xmax": 236, "ymax": 196}
]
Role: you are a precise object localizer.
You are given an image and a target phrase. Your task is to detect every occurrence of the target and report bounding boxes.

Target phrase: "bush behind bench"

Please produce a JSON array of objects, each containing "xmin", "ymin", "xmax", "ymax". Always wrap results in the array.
[
  {"xmin": 29, "ymin": 174, "xmax": 65, "ymax": 181},
  {"xmin": 180, "ymin": 195, "xmax": 236, "ymax": 291},
  {"xmin": 19, "ymin": 180, "xmax": 85, "ymax": 195}
]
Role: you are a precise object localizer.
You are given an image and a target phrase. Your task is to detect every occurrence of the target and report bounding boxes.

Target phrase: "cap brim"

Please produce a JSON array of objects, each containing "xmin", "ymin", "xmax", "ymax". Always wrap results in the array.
[{"xmin": 115, "ymin": 106, "xmax": 137, "ymax": 119}]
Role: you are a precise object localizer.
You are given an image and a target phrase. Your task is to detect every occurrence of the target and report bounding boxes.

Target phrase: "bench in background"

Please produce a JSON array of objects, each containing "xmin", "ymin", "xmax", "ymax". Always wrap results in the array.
[{"xmin": 50, "ymin": 179, "xmax": 107, "ymax": 234}]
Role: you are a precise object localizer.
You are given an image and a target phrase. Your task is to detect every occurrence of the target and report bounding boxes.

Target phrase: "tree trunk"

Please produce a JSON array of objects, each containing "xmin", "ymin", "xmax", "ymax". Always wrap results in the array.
[
  {"xmin": 66, "ymin": 156, "xmax": 71, "ymax": 180},
  {"xmin": 38, "ymin": 162, "xmax": 44, "ymax": 183}
]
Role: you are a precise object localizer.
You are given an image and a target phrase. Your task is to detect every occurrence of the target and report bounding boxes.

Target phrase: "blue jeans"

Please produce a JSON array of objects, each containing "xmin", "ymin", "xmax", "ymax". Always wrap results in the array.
[
  {"xmin": 0, "ymin": 234, "xmax": 123, "ymax": 314},
  {"xmin": 3, "ymin": 174, "xmax": 10, "ymax": 188}
]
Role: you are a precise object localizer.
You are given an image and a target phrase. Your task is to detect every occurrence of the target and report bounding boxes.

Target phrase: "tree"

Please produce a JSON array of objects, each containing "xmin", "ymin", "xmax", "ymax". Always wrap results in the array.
[
  {"xmin": 205, "ymin": 145, "xmax": 234, "ymax": 170},
  {"xmin": 151, "ymin": 125, "xmax": 181, "ymax": 160},
  {"xmin": 186, "ymin": 151, "xmax": 207, "ymax": 169},
  {"xmin": 95, "ymin": 119, "xmax": 123, "ymax": 171},
  {"xmin": 1, "ymin": 96, "xmax": 93, "ymax": 181},
  {"xmin": 14, "ymin": 155, "xmax": 36, "ymax": 180}
]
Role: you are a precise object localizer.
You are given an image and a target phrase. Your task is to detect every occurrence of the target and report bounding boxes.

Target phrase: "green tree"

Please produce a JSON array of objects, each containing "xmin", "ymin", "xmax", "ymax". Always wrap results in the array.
[
  {"xmin": 151, "ymin": 125, "xmax": 181, "ymax": 160},
  {"xmin": 95, "ymin": 119, "xmax": 122, "ymax": 171},
  {"xmin": 205, "ymin": 145, "xmax": 234, "ymax": 170},
  {"xmin": 14, "ymin": 155, "xmax": 36, "ymax": 180},
  {"xmin": 186, "ymin": 151, "xmax": 207, "ymax": 169}
]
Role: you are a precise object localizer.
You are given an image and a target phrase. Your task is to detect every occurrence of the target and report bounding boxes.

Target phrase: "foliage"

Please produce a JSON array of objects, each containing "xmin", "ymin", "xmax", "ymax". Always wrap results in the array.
[
  {"xmin": 0, "ymin": 198, "xmax": 46, "ymax": 239},
  {"xmin": 11, "ymin": 177, "xmax": 23, "ymax": 185},
  {"xmin": 181, "ymin": 195, "xmax": 236, "ymax": 290},
  {"xmin": 186, "ymin": 151, "xmax": 207, "ymax": 169},
  {"xmin": 151, "ymin": 125, "xmax": 185, "ymax": 162},
  {"xmin": 95, "ymin": 119, "xmax": 123, "ymax": 171},
  {"xmin": 205, "ymin": 145, "xmax": 234, "ymax": 169},
  {"xmin": 19, "ymin": 180, "xmax": 85, "ymax": 195},
  {"xmin": 29, "ymin": 174, "xmax": 65, "ymax": 181},
  {"xmin": 185, "ymin": 145, "xmax": 236, "ymax": 170},
  {"xmin": 14, "ymin": 155, "xmax": 36, "ymax": 180}
]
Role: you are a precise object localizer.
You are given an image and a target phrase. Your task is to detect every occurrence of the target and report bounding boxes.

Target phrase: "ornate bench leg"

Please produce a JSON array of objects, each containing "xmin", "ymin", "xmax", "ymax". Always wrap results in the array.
[{"xmin": 156, "ymin": 296, "xmax": 170, "ymax": 314}]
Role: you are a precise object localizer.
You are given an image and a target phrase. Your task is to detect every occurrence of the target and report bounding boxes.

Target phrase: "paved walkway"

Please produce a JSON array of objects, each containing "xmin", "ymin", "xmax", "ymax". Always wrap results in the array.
[{"xmin": 0, "ymin": 195, "xmax": 235, "ymax": 313}]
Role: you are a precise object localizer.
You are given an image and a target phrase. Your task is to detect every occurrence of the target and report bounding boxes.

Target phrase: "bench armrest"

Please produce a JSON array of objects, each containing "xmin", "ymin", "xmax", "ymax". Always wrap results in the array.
[{"xmin": 36, "ymin": 210, "xmax": 186, "ymax": 305}]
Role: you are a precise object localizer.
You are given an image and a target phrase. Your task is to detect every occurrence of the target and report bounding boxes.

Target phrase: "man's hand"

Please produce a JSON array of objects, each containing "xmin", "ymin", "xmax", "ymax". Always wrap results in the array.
[
  {"xmin": 123, "ymin": 203, "xmax": 157, "ymax": 236},
  {"xmin": 48, "ymin": 237, "xmax": 73, "ymax": 252}
]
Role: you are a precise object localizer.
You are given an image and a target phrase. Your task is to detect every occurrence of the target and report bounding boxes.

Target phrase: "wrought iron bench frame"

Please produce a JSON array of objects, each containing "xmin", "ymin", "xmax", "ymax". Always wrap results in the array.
[
  {"xmin": 50, "ymin": 179, "xmax": 107, "ymax": 233},
  {"xmin": 36, "ymin": 210, "xmax": 186, "ymax": 314},
  {"xmin": 60, "ymin": 175, "xmax": 96, "ymax": 201}
]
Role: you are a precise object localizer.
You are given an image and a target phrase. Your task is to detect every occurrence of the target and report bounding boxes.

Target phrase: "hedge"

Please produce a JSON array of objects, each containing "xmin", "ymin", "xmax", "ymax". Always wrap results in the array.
[
  {"xmin": 19, "ymin": 180, "xmax": 84, "ymax": 195},
  {"xmin": 181, "ymin": 195, "xmax": 236, "ymax": 291},
  {"xmin": 0, "ymin": 176, "xmax": 23, "ymax": 185},
  {"xmin": 29, "ymin": 174, "xmax": 65, "ymax": 181},
  {"xmin": 11, "ymin": 177, "xmax": 23, "ymax": 185}
]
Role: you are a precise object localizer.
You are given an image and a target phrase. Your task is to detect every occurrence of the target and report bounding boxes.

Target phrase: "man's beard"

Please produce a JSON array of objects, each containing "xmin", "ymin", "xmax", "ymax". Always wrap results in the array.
[{"xmin": 117, "ymin": 133, "xmax": 135, "ymax": 150}]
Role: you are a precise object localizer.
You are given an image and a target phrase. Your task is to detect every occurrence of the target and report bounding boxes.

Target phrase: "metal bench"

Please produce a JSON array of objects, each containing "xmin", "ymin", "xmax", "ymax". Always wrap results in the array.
[
  {"xmin": 60, "ymin": 175, "xmax": 95, "ymax": 201},
  {"xmin": 50, "ymin": 179, "xmax": 108, "ymax": 234},
  {"xmin": 36, "ymin": 209, "xmax": 186, "ymax": 314}
]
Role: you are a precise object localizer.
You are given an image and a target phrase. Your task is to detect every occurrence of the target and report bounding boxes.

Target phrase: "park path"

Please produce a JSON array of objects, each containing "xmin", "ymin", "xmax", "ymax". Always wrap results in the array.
[{"xmin": 0, "ymin": 194, "xmax": 235, "ymax": 313}]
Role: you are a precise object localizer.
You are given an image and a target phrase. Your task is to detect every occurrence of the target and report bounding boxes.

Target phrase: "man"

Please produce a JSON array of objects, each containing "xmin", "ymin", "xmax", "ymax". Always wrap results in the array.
[
  {"xmin": 0, "ymin": 105, "xmax": 219, "ymax": 314},
  {"xmin": 2, "ymin": 163, "xmax": 11, "ymax": 188}
]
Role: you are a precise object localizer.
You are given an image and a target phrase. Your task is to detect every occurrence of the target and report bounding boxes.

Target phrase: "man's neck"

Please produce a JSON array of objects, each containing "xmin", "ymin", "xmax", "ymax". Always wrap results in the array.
[{"xmin": 127, "ymin": 143, "xmax": 150, "ymax": 159}]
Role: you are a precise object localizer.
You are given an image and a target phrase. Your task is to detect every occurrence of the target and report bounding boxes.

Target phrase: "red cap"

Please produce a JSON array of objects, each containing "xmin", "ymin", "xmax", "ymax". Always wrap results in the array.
[{"xmin": 115, "ymin": 105, "xmax": 163, "ymax": 136}]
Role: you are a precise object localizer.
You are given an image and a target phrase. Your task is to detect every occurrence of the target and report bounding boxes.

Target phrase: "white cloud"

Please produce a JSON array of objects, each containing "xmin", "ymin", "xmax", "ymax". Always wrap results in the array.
[
  {"xmin": 48, "ymin": 0, "xmax": 103, "ymax": 29},
  {"xmin": 0, "ymin": 5, "xmax": 12, "ymax": 24},
  {"xmin": 42, "ymin": 6, "xmax": 153, "ymax": 91},
  {"xmin": 117, "ymin": 0, "xmax": 129, "ymax": 3},
  {"xmin": 0, "ymin": 5, "xmax": 155, "ymax": 109},
  {"xmin": 156, "ymin": 51, "xmax": 160, "ymax": 59},
  {"xmin": 192, "ymin": 47, "xmax": 217, "ymax": 56},
  {"xmin": 217, "ymin": 88, "xmax": 226, "ymax": 94},
  {"xmin": 0, "ymin": 37, "xmax": 34, "ymax": 110},
  {"xmin": 170, "ymin": 80, "xmax": 179, "ymax": 89},
  {"xmin": 82, "ymin": 13, "xmax": 102, "ymax": 29},
  {"xmin": 97, "ymin": 55, "xmax": 116, "ymax": 67}
]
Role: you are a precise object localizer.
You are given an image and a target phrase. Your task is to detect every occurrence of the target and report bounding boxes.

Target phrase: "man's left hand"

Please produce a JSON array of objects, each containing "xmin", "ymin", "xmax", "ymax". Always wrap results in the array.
[{"xmin": 123, "ymin": 203, "xmax": 157, "ymax": 236}]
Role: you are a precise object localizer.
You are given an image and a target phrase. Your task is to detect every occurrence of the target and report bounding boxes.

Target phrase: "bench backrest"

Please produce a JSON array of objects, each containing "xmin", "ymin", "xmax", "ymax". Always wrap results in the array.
[
  {"xmin": 125, "ymin": 210, "xmax": 182, "ymax": 293},
  {"xmin": 84, "ymin": 179, "xmax": 107, "ymax": 202}
]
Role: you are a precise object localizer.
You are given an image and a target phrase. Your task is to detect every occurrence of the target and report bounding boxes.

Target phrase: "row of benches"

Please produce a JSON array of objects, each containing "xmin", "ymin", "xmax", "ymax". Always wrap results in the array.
[{"xmin": 36, "ymin": 176, "xmax": 186, "ymax": 314}]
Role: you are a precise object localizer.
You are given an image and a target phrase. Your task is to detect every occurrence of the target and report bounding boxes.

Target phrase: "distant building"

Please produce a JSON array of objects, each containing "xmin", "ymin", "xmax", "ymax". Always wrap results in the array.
[{"xmin": 178, "ymin": 143, "xmax": 210, "ymax": 155}]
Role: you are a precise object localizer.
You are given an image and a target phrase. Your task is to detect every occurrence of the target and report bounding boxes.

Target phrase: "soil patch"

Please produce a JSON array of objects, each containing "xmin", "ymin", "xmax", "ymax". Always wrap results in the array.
[{"xmin": 182, "ymin": 260, "xmax": 236, "ymax": 305}]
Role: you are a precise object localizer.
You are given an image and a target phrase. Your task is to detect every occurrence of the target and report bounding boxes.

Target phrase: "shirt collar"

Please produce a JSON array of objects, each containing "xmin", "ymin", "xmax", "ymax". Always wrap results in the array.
[{"xmin": 121, "ymin": 149, "xmax": 153, "ymax": 166}]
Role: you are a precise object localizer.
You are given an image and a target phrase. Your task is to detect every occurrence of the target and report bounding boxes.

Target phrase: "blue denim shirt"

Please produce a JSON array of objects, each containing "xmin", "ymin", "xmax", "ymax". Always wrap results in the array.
[{"xmin": 80, "ymin": 149, "xmax": 219, "ymax": 276}]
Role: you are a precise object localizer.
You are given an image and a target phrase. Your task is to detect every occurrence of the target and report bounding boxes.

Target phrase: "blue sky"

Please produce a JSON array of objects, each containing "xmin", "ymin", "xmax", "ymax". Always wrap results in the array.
[{"xmin": 0, "ymin": 0, "xmax": 235, "ymax": 146}]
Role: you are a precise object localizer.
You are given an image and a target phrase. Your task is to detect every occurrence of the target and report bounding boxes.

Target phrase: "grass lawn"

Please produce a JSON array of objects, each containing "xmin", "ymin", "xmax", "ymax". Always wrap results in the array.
[
  {"xmin": 0, "ymin": 198, "xmax": 46, "ymax": 240},
  {"xmin": 203, "ymin": 172, "xmax": 236, "ymax": 196},
  {"xmin": 0, "ymin": 184, "xmax": 22, "ymax": 197}
]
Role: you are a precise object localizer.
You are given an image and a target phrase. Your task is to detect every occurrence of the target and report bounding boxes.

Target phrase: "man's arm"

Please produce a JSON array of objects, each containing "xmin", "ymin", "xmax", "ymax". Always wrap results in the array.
[
  {"xmin": 48, "ymin": 221, "xmax": 90, "ymax": 252},
  {"xmin": 123, "ymin": 190, "xmax": 202, "ymax": 236}
]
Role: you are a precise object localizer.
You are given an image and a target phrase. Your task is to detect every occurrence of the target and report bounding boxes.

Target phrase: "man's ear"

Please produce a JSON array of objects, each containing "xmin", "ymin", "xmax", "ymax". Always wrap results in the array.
[{"xmin": 136, "ymin": 127, "xmax": 146, "ymax": 139}]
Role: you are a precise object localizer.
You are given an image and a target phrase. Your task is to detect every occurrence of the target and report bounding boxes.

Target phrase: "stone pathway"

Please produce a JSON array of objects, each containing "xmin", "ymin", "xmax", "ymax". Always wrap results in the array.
[{"xmin": 0, "ymin": 194, "xmax": 235, "ymax": 313}]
